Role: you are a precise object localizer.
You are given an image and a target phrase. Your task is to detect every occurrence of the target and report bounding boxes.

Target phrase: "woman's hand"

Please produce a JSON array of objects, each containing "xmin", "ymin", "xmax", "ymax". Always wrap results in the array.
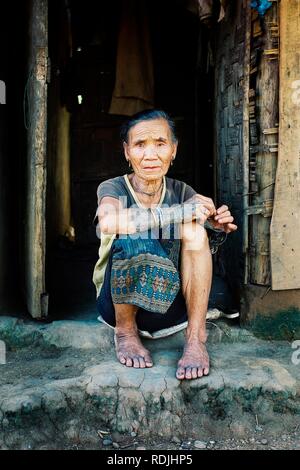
[
  {"xmin": 185, "ymin": 195, "xmax": 237, "ymax": 233},
  {"xmin": 185, "ymin": 194, "xmax": 216, "ymax": 218},
  {"xmin": 209, "ymin": 205, "xmax": 238, "ymax": 233},
  {"xmin": 185, "ymin": 194, "xmax": 217, "ymax": 225}
]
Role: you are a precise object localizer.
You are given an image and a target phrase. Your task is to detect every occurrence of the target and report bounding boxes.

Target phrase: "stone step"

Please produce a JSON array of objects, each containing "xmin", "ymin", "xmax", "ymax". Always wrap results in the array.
[
  {"xmin": 0, "ymin": 318, "xmax": 299, "ymax": 449},
  {"xmin": 0, "ymin": 316, "xmax": 252, "ymax": 351}
]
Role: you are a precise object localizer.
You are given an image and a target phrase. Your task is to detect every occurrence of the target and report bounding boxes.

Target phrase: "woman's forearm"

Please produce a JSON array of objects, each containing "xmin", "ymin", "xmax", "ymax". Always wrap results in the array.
[{"xmin": 99, "ymin": 202, "xmax": 207, "ymax": 235}]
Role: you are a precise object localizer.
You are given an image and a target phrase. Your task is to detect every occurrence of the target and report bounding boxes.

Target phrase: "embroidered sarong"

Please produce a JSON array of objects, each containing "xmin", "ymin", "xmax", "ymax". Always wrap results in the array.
[{"xmin": 110, "ymin": 233, "xmax": 181, "ymax": 314}]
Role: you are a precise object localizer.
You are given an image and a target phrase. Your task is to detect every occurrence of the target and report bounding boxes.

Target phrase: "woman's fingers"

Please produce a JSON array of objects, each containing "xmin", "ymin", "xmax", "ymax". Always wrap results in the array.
[
  {"xmin": 195, "ymin": 204, "xmax": 210, "ymax": 223},
  {"xmin": 190, "ymin": 200, "xmax": 238, "ymax": 230},
  {"xmin": 216, "ymin": 205, "xmax": 228, "ymax": 215},
  {"xmin": 215, "ymin": 206, "xmax": 237, "ymax": 231},
  {"xmin": 214, "ymin": 210, "xmax": 231, "ymax": 221},
  {"xmin": 203, "ymin": 203, "xmax": 215, "ymax": 215},
  {"xmin": 216, "ymin": 215, "xmax": 234, "ymax": 224},
  {"xmin": 194, "ymin": 194, "xmax": 213, "ymax": 203},
  {"xmin": 194, "ymin": 195, "xmax": 216, "ymax": 215},
  {"xmin": 224, "ymin": 223, "xmax": 238, "ymax": 233}
]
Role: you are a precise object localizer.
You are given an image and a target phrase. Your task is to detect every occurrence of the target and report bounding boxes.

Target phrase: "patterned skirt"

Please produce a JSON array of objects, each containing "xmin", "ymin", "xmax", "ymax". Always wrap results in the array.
[
  {"xmin": 110, "ymin": 232, "xmax": 181, "ymax": 314},
  {"xmin": 96, "ymin": 230, "xmax": 189, "ymax": 334}
]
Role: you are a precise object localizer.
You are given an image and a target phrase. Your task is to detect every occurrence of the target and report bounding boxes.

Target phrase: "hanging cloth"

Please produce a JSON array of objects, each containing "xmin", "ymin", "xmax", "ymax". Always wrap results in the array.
[
  {"xmin": 198, "ymin": 0, "xmax": 214, "ymax": 22},
  {"xmin": 109, "ymin": 0, "xmax": 154, "ymax": 116},
  {"xmin": 251, "ymin": 0, "xmax": 272, "ymax": 16},
  {"xmin": 197, "ymin": 0, "xmax": 227, "ymax": 23}
]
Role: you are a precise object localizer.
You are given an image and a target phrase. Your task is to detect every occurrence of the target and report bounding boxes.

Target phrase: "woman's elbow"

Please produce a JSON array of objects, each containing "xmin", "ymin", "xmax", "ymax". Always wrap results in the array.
[
  {"xmin": 99, "ymin": 215, "xmax": 117, "ymax": 234},
  {"xmin": 99, "ymin": 217, "xmax": 110, "ymax": 234}
]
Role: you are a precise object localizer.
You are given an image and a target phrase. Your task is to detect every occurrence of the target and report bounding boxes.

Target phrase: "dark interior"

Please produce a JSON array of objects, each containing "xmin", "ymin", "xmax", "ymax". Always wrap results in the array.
[{"xmin": 0, "ymin": 2, "xmax": 29, "ymax": 316}]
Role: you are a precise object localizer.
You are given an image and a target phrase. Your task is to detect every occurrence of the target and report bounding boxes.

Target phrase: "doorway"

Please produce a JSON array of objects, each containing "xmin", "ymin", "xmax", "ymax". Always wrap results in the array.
[{"xmin": 45, "ymin": 0, "xmax": 218, "ymax": 321}]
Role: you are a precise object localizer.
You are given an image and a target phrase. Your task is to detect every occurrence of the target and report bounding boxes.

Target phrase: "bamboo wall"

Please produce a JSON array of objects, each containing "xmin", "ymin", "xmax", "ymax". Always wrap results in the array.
[{"xmin": 215, "ymin": 0, "xmax": 281, "ymax": 296}]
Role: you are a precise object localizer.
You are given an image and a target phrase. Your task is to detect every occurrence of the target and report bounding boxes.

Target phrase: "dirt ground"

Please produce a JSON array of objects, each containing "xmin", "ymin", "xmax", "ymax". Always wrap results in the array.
[{"xmin": 28, "ymin": 429, "xmax": 300, "ymax": 451}]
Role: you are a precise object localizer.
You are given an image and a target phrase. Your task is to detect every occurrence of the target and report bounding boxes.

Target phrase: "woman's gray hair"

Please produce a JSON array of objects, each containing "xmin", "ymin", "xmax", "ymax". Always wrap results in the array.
[{"xmin": 120, "ymin": 109, "xmax": 178, "ymax": 144}]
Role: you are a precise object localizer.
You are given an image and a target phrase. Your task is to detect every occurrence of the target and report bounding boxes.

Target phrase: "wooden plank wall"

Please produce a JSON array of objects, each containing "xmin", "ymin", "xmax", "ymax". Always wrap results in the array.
[{"xmin": 271, "ymin": 0, "xmax": 300, "ymax": 290}]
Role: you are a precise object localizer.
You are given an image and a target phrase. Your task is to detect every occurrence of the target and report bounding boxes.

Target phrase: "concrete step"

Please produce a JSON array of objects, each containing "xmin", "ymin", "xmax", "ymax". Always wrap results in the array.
[{"xmin": 0, "ymin": 316, "xmax": 299, "ymax": 449}]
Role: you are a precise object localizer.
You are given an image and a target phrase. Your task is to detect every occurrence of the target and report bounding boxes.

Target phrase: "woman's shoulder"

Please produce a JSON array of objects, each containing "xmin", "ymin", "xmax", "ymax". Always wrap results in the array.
[
  {"xmin": 98, "ymin": 175, "xmax": 126, "ymax": 186},
  {"xmin": 96, "ymin": 175, "xmax": 127, "ymax": 201},
  {"xmin": 164, "ymin": 176, "xmax": 188, "ymax": 204},
  {"xmin": 165, "ymin": 176, "xmax": 192, "ymax": 195},
  {"xmin": 164, "ymin": 176, "xmax": 197, "ymax": 203}
]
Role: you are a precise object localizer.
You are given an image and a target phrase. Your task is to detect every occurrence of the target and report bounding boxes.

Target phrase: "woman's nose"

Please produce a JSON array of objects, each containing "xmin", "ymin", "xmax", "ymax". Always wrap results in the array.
[{"xmin": 143, "ymin": 144, "xmax": 158, "ymax": 158}]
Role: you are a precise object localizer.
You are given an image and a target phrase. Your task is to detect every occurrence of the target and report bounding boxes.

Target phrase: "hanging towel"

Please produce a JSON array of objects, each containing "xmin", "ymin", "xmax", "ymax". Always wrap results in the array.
[{"xmin": 109, "ymin": 0, "xmax": 154, "ymax": 116}]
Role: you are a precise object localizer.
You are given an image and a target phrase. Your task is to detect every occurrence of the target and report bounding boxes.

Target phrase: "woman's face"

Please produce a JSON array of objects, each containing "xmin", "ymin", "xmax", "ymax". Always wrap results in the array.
[{"xmin": 123, "ymin": 118, "xmax": 178, "ymax": 181}]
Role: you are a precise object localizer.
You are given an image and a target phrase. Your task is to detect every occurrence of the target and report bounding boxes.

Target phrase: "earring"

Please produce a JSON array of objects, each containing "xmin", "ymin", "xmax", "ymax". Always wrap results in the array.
[
  {"xmin": 127, "ymin": 160, "xmax": 131, "ymax": 168},
  {"xmin": 171, "ymin": 157, "xmax": 175, "ymax": 166}
]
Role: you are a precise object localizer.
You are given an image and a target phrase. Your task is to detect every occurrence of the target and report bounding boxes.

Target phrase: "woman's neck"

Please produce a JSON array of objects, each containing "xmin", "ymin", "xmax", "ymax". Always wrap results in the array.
[{"xmin": 130, "ymin": 173, "xmax": 163, "ymax": 196}]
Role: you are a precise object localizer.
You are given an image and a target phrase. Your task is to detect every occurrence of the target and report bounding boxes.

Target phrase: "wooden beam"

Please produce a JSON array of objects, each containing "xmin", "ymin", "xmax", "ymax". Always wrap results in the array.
[{"xmin": 270, "ymin": 0, "xmax": 300, "ymax": 290}]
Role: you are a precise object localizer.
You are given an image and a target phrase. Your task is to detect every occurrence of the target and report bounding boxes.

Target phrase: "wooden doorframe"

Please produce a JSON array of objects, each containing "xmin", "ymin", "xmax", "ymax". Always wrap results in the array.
[
  {"xmin": 25, "ymin": 0, "xmax": 49, "ymax": 318},
  {"xmin": 270, "ymin": 0, "xmax": 300, "ymax": 290}
]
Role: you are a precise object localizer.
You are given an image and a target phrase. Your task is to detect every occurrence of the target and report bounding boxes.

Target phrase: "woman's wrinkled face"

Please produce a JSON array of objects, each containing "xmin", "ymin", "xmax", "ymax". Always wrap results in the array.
[{"xmin": 124, "ymin": 119, "xmax": 178, "ymax": 181}]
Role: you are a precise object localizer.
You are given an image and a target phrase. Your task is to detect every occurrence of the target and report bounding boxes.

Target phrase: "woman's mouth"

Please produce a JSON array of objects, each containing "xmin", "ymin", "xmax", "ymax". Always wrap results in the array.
[{"xmin": 143, "ymin": 166, "xmax": 161, "ymax": 170}]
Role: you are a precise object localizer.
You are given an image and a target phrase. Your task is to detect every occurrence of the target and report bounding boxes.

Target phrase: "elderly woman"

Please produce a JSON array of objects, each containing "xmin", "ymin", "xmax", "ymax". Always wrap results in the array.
[{"xmin": 93, "ymin": 109, "xmax": 237, "ymax": 380}]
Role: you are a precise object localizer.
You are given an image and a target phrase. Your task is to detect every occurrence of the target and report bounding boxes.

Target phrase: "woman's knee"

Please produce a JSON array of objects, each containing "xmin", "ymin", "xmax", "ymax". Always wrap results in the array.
[{"xmin": 181, "ymin": 221, "xmax": 209, "ymax": 250}]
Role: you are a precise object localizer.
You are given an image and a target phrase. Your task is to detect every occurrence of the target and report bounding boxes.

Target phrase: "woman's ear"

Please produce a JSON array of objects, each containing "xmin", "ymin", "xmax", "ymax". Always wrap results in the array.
[
  {"xmin": 123, "ymin": 141, "xmax": 129, "ymax": 160},
  {"xmin": 172, "ymin": 140, "xmax": 178, "ymax": 158}
]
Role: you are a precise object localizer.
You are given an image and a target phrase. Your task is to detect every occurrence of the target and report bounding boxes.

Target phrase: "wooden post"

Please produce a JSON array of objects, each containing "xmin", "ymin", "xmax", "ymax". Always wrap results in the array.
[
  {"xmin": 25, "ymin": 0, "xmax": 49, "ymax": 318},
  {"xmin": 249, "ymin": 2, "xmax": 279, "ymax": 285},
  {"xmin": 270, "ymin": 0, "xmax": 300, "ymax": 290}
]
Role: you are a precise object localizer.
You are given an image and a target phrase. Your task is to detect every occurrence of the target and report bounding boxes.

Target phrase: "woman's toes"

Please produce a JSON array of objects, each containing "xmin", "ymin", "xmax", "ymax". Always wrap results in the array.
[
  {"xmin": 144, "ymin": 355, "xmax": 153, "ymax": 368},
  {"xmin": 118, "ymin": 354, "xmax": 126, "ymax": 365},
  {"xmin": 185, "ymin": 367, "xmax": 192, "ymax": 379},
  {"xmin": 145, "ymin": 362, "xmax": 153, "ymax": 368},
  {"xmin": 133, "ymin": 357, "xmax": 140, "ymax": 368},
  {"xmin": 191, "ymin": 367, "xmax": 198, "ymax": 379},
  {"xmin": 137, "ymin": 356, "xmax": 145, "ymax": 368},
  {"xmin": 176, "ymin": 367, "xmax": 185, "ymax": 379},
  {"xmin": 203, "ymin": 367, "xmax": 209, "ymax": 376},
  {"xmin": 125, "ymin": 357, "xmax": 133, "ymax": 367},
  {"xmin": 197, "ymin": 367, "xmax": 204, "ymax": 378}
]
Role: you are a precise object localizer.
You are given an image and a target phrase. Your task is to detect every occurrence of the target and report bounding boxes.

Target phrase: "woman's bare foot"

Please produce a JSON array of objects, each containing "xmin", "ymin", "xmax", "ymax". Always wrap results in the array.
[
  {"xmin": 176, "ymin": 337, "xmax": 210, "ymax": 380},
  {"xmin": 114, "ymin": 328, "xmax": 153, "ymax": 368}
]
